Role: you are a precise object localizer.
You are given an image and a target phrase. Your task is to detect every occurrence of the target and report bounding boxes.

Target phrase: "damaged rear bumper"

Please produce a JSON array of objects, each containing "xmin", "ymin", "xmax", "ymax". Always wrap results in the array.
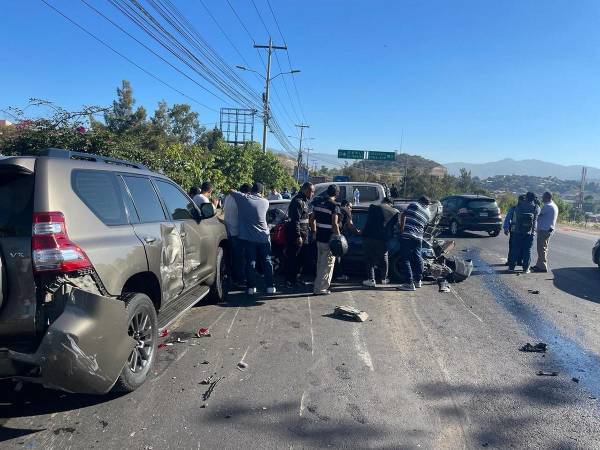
[{"xmin": 6, "ymin": 289, "xmax": 136, "ymax": 394}]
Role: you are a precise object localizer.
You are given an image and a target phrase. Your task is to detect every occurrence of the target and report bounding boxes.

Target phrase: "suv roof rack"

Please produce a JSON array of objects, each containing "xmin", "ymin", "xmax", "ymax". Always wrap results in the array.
[{"xmin": 39, "ymin": 148, "xmax": 149, "ymax": 170}]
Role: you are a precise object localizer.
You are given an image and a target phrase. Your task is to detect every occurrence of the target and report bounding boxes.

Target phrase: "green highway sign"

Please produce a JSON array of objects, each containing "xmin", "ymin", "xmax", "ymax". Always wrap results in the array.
[
  {"xmin": 338, "ymin": 149, "xmax": 365, "ymax": 159},
  {"xmin": 367, "ymin": 151, "xmax": 396, "ymax": 161}
]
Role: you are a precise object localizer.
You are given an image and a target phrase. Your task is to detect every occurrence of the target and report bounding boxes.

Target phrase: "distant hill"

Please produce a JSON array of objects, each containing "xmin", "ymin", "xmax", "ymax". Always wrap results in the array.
[
  {"xmin": 357, "ymin": 153, "xmax": 443, "ymax": 174},
  {"xmin": 445, "ymin": 158, "xmax": 600, "ymax": 181}
]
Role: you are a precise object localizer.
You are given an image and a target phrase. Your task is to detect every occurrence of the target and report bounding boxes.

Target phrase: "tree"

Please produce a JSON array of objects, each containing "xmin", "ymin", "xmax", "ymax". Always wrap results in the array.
[
  {"xmin": 199, "ymin": 127, "xmax": 223, "ymax": 152},
  {"xmin": 168, "ymin": 103, "xmax": 203, "ymax": 144},
  {"xmin": 151, "ymin": 100, "xmax": 170, "ymax": 137},
  {"xmin": 104, "ymin": 80, "xmax": 147, "ymax": 134}
]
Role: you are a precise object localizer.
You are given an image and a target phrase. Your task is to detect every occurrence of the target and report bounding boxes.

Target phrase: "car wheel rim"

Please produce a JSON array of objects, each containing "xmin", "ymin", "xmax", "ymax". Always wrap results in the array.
[{"xmin": 127, "ymin": 310, "xmax": 153, "ymax": 374}]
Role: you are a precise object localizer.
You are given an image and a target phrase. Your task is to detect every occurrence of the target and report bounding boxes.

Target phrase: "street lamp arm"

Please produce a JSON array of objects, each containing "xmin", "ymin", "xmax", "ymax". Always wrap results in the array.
[{"xmin": 270, "ymin": 69, "xmax": 301, "ymax": 80}]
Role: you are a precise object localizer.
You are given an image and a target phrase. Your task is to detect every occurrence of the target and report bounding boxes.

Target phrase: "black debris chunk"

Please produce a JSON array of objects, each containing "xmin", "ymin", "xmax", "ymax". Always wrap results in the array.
[
  {"xmin": 200, "ymin": 375, "xmax": 214, "ymax": 385},
  {"xmin": 202, "ymin": 376, "xmax": 224, "ymax": 401},
  {"xmin": 572, "ymin": 377, "xmax": 580, "ymax": 383},
  {"xmin": 536, "ymin": 371, "xmax": 558, "ymax": 376},
  {"xmin": 333, "ymin": 305, "xmax": 368, "ymax": 322},
  {"xmin": 528, "ymin": 289, "xmax": 540, "ymax": 294},
  {"xmin": 520, "ymin": 342, "xmax": 547, "ymax": 353}
]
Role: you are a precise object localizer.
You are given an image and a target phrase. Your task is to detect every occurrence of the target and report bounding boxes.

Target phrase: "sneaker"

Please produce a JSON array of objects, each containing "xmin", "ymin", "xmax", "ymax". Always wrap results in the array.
[
  {"xmin": 246, "ymin": 287, "xmax": 257, "ymax": 295},
  {"xmin": 531, "ymin": 266, "xmax": 547, "ymax": 273},
  {"xmin": 380, "ymin": 279, "xmax": 390, "ymax": 285},
  {"xmin": 397, "ymin": 283, "xmax": 416, "ymax": 291},
  {"xmin": 313, "ymin": 290, "xmax": 331, "ymax": 296},
  {"xmin": 415, "ymin": 280, "xmax": 423, "ymax": 288},
  {"xmin": 266, "ymin": 287, "xmax": 277, "ymax": 294},
  {"xmin": 362, "ymin": 279, "xmax": 376, "ymax": 288},
  {"xmin": 522, "ymin": 268, "xmax": 531, "ymax": 274},
  {"xmin": 508, "ymin": 266, "xmax": 516, "ymax": 272}
]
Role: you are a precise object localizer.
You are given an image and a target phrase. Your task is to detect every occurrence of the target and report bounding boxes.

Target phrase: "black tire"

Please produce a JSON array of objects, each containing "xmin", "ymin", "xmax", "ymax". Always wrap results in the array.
[
  {"xmin": 207, "ymin": 247, "xmax": 227, "ymax": 303},
  {"xmin": 488, "ymin": 229, "xmax": 501, "ymax": 237},
  {"xmin": 113, "ymin": 293, "xmax": 157, "ymax": 393},
  {"xmin": 449, "ymin": 220, "xmax": 460, "ymax": 236}
]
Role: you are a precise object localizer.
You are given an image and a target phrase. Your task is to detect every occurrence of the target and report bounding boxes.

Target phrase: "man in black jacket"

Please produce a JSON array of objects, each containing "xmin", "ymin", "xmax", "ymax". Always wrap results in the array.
[
  {"xmin": 361, "ymin": 197, "xmax": 400, "ymax": 287},
  {"xmin": 285, "ymin": 182, "xmax": 315, "ymax": 287}
]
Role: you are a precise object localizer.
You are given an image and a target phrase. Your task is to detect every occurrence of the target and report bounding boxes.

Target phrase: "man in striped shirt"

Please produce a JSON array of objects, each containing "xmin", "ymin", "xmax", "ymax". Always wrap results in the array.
[
  {"xmin": 397, "ymin": 196, "xmax": 431, "ymax": 291},
  {"xmin": 311, "ymin": 184, "xmax": 341, "ymax": 295}
]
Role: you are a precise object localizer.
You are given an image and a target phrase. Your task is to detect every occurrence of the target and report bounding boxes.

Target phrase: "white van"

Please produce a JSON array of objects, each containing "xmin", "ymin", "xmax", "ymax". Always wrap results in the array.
[{"xmin": 313, "ymin": 182, "xmax": 387, "ymax": 206}]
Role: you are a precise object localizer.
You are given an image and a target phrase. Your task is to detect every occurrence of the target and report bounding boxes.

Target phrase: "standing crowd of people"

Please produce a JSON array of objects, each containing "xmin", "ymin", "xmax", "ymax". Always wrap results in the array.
[
  {"xmin": 503, "ymin": 191, "xmax": 559, "ymax": 273},
  {"xmin": 210, "ymin": 181, "xmax": 433, "ymax": 296}
]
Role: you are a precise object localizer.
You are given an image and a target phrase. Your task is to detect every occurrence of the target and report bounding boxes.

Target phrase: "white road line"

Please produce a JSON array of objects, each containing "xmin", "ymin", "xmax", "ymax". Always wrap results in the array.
[
  {"xmin": 347, "ymin": 291, "xmax": 375, "ymax": 371},
  {"xmin": 226, "ymin": 307, "xmax": 240, "ymax": 338},
  {"xmin": 306, "ymin": 296, "xmax": 315, "ymax": 355},
  {"xmin": 299, "ymin": 391, "xmax": 306, "ymax": 416},
  {"xmin": 241, "ymin": 345, "xmax": 250, "ymax": 362},
  {"xmin": 209, "ymin": 309, "xmax": 229, "ymax": 329},
  {"xmin": 449, "ymin": 286, "xmax": 484, "ymax": 323},
  {"xmin": 351, "ymin": 327, "xmax": 375, "ymax": 371}
]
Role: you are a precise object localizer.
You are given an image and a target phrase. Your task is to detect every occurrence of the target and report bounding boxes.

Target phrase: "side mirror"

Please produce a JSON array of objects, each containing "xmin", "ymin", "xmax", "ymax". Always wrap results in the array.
[
  {"xmin": 190, "ymin": 206, "xmax": 201, "ymax": 222},
  {"xmin": 200, "ymin": 202, "xmax": 216, "ymax": 219}
]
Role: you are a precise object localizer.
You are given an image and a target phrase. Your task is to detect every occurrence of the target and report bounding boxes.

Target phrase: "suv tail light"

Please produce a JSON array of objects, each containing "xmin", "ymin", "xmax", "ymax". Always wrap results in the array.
[
  {"xmin": 32, "ymin": 212, "xmax": 92, "ymax": 272},
  {"xmin": 458, "ymin": 208, "xmax": 469, "ymax": 215}
]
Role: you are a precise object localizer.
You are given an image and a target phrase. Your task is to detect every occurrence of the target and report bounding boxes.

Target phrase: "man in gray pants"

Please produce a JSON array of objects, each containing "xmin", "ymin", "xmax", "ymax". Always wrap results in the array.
[{"xmin": 532, "ymin": 191, "xmax": 559, "ymax": 273}]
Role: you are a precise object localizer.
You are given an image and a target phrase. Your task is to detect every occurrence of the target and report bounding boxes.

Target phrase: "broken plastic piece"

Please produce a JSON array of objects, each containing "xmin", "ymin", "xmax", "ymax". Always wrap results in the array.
[
  {"xmin": 158, "ymin": 343, "xmax": 168, "ymax": 350},
  {"xmin": 536, "ymin": 371, "xmax": 558, "ymax": 376},
  {"xmin": 160, "ymin": 329, "xmax": 169, "ymax": 338},
  {"xmin": 520, "ymin": 342, "xmax": 547, "ymax": 353},
  {"xmin": 333, "ymin": 305, "xmax": 369, "ymax": 322},
  {"xmin": 195, "ymin": 328, "xmax": 211, "ymax": 338},
  {"xmin": 201, "ymin": 360, "xmax": 210, "ymax": 365},
  {"xmin": 528, "ymin": 289, "xmax": 540, "ymax": 294},
  {"xmin": 237, "ymin": 361, "xmax": 248, "ymax": 371},
  {"xmin": 572, "ymin": 377, "xmax": 580, "ymax": 383},
  {"xmin": 200, "ymin": 375, "xmax": 214, "ymax": 385}
]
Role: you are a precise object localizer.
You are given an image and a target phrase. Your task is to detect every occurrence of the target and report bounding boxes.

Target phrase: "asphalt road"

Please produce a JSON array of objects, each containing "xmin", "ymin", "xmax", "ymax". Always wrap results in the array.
[{"xmin": 1, "ymin": 228, "xmax": 600, "ymax": 449}]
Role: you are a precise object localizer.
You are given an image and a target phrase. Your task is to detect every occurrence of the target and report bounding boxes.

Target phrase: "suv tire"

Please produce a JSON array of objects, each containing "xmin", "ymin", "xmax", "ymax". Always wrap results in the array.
[
  {"xmin": 207, "ymin": 247, "xmax": 227, "ymax": 303},
  {"xmin": 113, "ymin": 293, "xmax": 158, "ymax": 392},
  {"xmin": 488, "ymin": 229, "xmax": 500, "ymax": 237},
  {"xmin": 449, "ymin": 220, "xmax": 460, "ymax": 236},
  {"xmin": 389, "ymin": 254, "xmax": 407, "ymax": 283}
]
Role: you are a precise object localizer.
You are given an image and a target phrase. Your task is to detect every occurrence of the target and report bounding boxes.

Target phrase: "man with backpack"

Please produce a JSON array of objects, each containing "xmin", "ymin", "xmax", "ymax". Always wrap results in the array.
[
  {"xmin": 508, "ymin": 192, "xmax": 540, "ymax": 273},
  {"xmin": 361, "ymin": 197, "xmax": 399, "ymax": 287}
]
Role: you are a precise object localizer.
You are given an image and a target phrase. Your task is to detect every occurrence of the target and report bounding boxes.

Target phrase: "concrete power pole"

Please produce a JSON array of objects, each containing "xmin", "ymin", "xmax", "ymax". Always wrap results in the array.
[
  {"xmin": 304, "ymin": 147, "xmax": 313, "ymax": 179},
  {"xmin": 254, "ymin": 38, "xmax": 287, "ymax": 153},
  {"xmin": 295, "ymin": 124, "xmax": 309, "ymax": 182}
]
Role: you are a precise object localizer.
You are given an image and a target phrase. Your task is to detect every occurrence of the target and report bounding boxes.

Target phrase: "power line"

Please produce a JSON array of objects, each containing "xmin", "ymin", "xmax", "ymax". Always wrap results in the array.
[{"xmin": 40, "ymin": 0, "xmax": 219, "ymax": 113}]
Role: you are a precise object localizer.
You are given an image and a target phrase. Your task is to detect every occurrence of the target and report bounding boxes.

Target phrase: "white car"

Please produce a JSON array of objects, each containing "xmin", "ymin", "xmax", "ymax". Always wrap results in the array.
[{"xmin": 313, "ymin": 182, "xmax": 387, "ymax": 206}]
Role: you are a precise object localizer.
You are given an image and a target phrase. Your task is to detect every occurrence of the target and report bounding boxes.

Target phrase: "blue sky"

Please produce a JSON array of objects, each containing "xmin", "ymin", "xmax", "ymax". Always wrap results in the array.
[{"xmin": 1, "ymin": 0, "xmax": 599, "ymax": 168}]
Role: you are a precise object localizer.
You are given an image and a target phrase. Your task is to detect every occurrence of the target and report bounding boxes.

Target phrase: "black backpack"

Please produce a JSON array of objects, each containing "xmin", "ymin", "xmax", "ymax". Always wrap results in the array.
[{"xmin": 514, "ymin": 204, "xmax": 535, "ymax": 234}]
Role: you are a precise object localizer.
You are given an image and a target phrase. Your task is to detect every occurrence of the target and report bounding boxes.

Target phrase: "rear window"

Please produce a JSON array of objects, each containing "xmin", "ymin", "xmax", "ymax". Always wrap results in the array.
[
  {"xmin": 0, "ymin": 171, "xmax": 34, "ymax": 237},
  {"xmin": 354, "ymin": 186, "xmax": 379, "ymax": 202},
  {"xmin": 72, "ymin": 170, "xmax": 128, "ymax": 225},
  {"xmin": 467, "ymin": 199, "xmax": 498, "ymax": 210}
]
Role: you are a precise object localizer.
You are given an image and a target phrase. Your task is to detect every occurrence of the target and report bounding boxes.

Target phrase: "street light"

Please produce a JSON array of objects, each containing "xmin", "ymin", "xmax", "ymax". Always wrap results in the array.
[{"xmin": 237, "ymin": 62, "xmax": 301, "ymax": 153}]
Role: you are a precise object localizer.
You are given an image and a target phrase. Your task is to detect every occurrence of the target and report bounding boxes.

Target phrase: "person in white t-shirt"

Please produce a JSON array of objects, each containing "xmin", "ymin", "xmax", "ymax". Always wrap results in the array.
[
  {"xmin": 267, "ymin": 186, "xmax": 282, "ymax": 201},
  {"xmin": 193, "ymin": 181, "xmax": 212, "ymax": 206}
]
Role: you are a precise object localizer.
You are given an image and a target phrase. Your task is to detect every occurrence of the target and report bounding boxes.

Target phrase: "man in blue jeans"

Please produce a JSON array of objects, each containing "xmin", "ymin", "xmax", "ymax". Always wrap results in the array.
[
  {"xmin": 396, "ymin": 196, "xmax": 431, "ymax": 291},
  {"xmin": 229, "ymin": 182, "xmax": 276, "ymax": 295}
]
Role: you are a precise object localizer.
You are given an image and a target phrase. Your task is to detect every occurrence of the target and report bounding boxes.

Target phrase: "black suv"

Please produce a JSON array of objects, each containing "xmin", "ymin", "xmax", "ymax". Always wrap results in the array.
[{"xmin": 440, "ymin": 195, "xmax": 502, "ymax": 236}]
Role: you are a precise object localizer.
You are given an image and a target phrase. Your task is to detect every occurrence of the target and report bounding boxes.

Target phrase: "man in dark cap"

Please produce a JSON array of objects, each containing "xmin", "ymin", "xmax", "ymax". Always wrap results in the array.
[{"xmin": 285, "ymin": 182, "xmax": 315, "ymax": 287}]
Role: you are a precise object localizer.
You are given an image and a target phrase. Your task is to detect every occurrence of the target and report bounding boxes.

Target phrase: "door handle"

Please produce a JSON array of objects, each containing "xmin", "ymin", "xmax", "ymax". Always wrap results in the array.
[{"xmin": 144, "ymin": 236, "xmax": 157, "ymax": 244}]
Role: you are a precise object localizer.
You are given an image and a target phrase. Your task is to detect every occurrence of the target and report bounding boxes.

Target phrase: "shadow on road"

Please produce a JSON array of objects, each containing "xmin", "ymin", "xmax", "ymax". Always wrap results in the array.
[
  {"xmin": 552, "ymin": 267, "xmax": 600, "ymax": 304},
  {"xmin": 417, "ymin": 378, "xmax": 585, "ymax": 448}
]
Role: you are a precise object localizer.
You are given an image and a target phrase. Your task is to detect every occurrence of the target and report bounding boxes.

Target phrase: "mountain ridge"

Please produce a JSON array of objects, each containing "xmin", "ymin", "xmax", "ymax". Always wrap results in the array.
[{"xmin": 444, "ymin": 158, "xmax": 600, "ymax": 180}]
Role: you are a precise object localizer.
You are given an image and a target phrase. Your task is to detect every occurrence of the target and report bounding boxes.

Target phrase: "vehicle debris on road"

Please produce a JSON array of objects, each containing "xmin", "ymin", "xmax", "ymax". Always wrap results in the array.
[
  {"xmin": 528, "ymin": 289, "xmax": 540, "ymax": 294},
  {"xmin": 200, "ymin": 375, "xmax": 214, "ymax": 385},
  {"xmin": 202, "ymin": 376, "xmax": 225, "ymax": 401},
  {"xmin": 237, "ymin": 361, "xmax": 248, "ymax": 371},
  {"xmin": 195, "ymin": 328, "xmax": 211, "ymax": 338},
  {"xmin": 333, "ymin": 305, "xmax": 369, "ymax": 322},
  {"xmin": 536, "ymin": 371, "xmax": 558, "ymax": 376},
  {"xmin": 520, "ymin": 342, "xmax": 547, "ymax": 353}
]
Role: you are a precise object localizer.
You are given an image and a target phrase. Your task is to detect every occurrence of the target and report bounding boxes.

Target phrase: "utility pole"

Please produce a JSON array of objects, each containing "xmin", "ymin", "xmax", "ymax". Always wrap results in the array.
[
  {"xmin": 295, "ymin": 123, "xmax": 310, "ymax": 182},
  {"xmin": 254, "ymin": 37, "xmax": 287, "ymax": 153},
  {"xmin": 305, "ymin": 147, "xmax": 313, "ymax": 179}
]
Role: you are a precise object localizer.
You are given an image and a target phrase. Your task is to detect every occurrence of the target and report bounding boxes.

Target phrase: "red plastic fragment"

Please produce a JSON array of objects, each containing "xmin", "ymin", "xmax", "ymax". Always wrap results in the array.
[
  {"xmin": 196, "ymin": 328, "xmax": 211, "ymax": 338},
  {"xmin": 158, "ymin": 343, "xmax": 168, "ymax": 350},
  {"xmin": 160, "ymin": 329, "xmax": 169, "ymax": 338}
]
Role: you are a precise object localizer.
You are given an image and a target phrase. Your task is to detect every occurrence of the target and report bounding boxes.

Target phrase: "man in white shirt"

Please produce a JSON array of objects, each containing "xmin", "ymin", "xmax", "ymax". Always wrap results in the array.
[
  {"xmin": 267, "ymin": 186, "xmax": 282, "ymax": 201},
  {"xmin": 193, "ymin": 181, "xmax": 212, "ymax": 206},
  {"xmin": 532, "ymin": 191, "xmax": 559, "ymax": 273}
]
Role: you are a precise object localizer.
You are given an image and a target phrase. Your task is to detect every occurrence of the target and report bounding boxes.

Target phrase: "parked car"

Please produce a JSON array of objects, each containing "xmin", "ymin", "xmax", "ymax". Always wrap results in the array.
[
  {"xmin": 593, "ymin": 239, "xmax": 600, "ymax": 268},
  {"xmin": 0, "ymin": 148, "xmax": 228, "ymax": 394},
  {"xmin": 439, "ymin": 195, "xmax": 502, "ymax": 237},
  {"xmin": 313, "ymin": 182, "xmax": 387, "ymax": 206}
]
